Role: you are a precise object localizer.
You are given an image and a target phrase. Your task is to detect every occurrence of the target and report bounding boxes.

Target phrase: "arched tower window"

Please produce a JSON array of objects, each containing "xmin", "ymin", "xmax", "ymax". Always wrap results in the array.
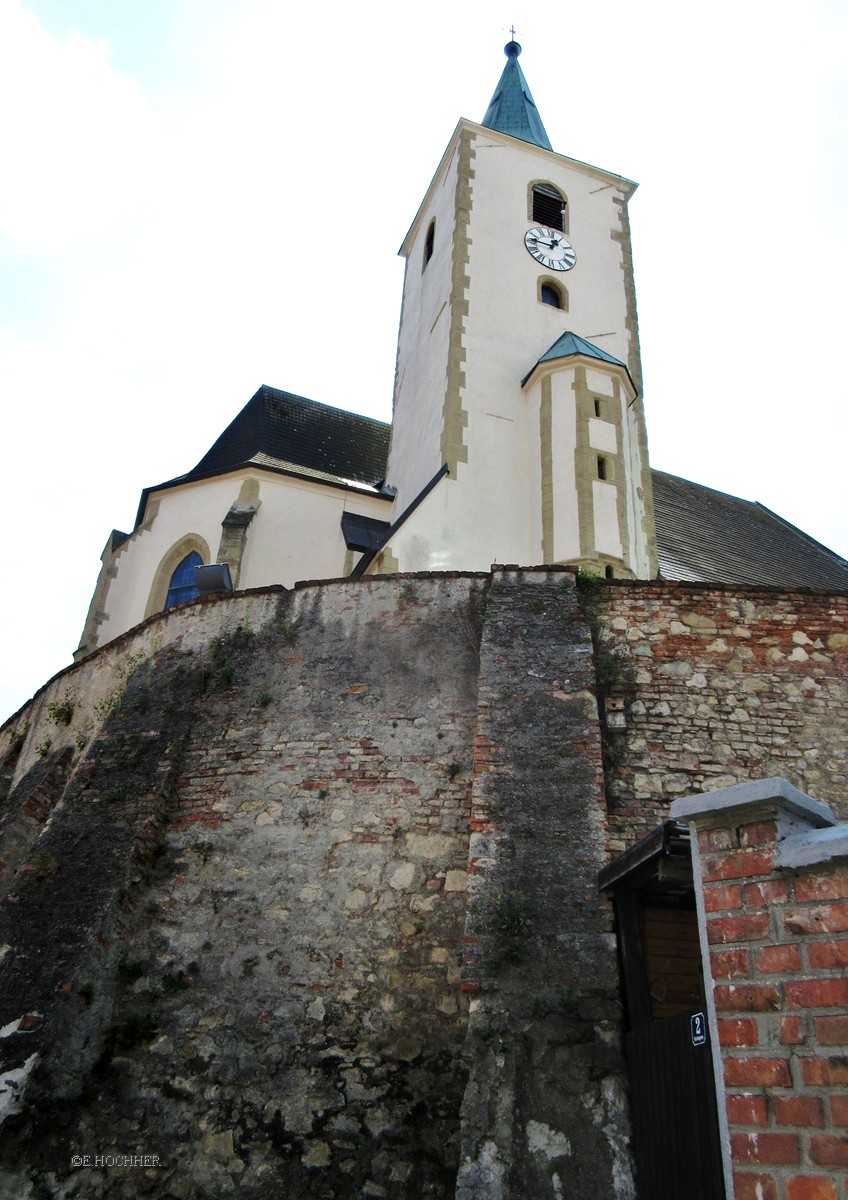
[
  {"xmin": 423, "ymin": 219, "xmax": 435, "ymax": 270},
  {"xmin": 537, "ymin": 277, "xmax": 568, "ymax": 311},
  {"xmin": 165, "ymin": 551, "xmax": 203, "ymax": 609},
  {"xmin": 532, "ymin": 183, "xmax": 566, "ymax": 232}
]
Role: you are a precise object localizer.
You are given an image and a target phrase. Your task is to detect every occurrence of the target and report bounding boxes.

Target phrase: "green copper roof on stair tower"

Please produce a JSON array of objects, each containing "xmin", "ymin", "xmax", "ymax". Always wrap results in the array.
[
  {"xmin": 521, "ymin": 332, "xmax": 629, "ymax": 386},
  {"xmin": 481, "ymin": 41, "xmax": 553, "ymax": 151}
]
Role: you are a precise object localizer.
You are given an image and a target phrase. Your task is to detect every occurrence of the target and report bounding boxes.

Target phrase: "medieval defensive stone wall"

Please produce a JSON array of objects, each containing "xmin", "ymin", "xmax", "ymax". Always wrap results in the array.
[
  {"xmin": 0, "ymin": 572, "xmax": 846, "ymax": 1199},
  {"xmin": 0, "ymin": 570, "xmax": 632, "ymax": 1200}
]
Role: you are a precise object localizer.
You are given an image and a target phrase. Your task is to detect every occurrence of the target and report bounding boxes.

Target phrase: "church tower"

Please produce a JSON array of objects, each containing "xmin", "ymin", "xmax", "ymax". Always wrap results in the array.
[{"xmin": 383, "ymin": 42, "xmax": 657, "ymax": 579}]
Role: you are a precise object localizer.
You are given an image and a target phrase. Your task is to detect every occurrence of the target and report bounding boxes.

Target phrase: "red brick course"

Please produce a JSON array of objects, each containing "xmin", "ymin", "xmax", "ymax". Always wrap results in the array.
[
  {"xmin": 785, "ymin": 979, "xmax": 848, "ymax": 1009},
  {"xmin": 707, "ymin": 913, "xmax": 771, "ymax": 944},
  {"xmin": 731, "ymin": 1131, "xmax": 800, "ymax": 1164},
  {"xmin": 734, "ymin": 1172, "xmax": 778, "ymax": 1200},
  {"xmin": 808, "ymin": 1134, "xmax": 848, "ymax": 1168},
  {"xmin": 702, "ymin": 848, "xmax": 775, "ymax": 882},
  {"xmin": 711, "ymin": 948, "xmax": 750, "ymax": 978},
  {"xmin": 802, "ymin": 1058, "xmax": 848, "ymax": 1087},
  {"xmin": 755, "ymin": 944, "xmax": 803, "ymax": 973},
  {"xmin": 815, "ymin": 1016, "xmax": 848, "ymax": 1045},
  {"xmin": 808, "ymin": 940, "xmax": 848, "ymax": 969},
  {"xmin": 718, "ymin": 1018, "xmax": 759, "ymax": 1046},
  {"xmin": 787, "ymin": 1178, "xmax": 838, "ymax": 1200},
  {"xmin": 774, "ymin": 1096, "xmax": 827, "ymax": 1128},
  {"xmin": 713, "ymin": 984, "xmax": 781, "ymax": 1012},
  {"xmin": 724, "ymin": 1057, "xmax": 792, "ymax": 1088},
  {"xmin": 727, "ymin": 1094, "xmax": 768, "ymax": 1125},
  {"xmin": 780, "ymin": 1017, "xmax": 806, "ymax": 1045},
  {"xmin": 704, "ymin": 883, "xmax": 743, "ymax": 912}
]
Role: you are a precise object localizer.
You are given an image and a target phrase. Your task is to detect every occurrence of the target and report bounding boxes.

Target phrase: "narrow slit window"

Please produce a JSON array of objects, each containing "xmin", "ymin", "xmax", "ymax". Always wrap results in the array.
[
  {"xmin": 423, "ymin": 220, "xmax": 435, "ymax": 269},
  {"xmin": 594, "ymin": 399, "xmax": 601, "ymax": 418},
  {"xmin": 532, "ymin": 184, "xmax": 565, "ymax": 231},
  {"xmin": 597, "ymin": 457, "xmax": 607, "ymax": 481},
  {"xmin": 605, "ymin": 565, "xmax": 614, "ymax": 580}
]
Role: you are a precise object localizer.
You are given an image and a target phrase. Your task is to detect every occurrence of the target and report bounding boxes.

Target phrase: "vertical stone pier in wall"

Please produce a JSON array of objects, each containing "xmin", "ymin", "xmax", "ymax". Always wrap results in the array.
[{"xmin": 455, "ymin": 567, "xmax": 634, "ymax": 1200}]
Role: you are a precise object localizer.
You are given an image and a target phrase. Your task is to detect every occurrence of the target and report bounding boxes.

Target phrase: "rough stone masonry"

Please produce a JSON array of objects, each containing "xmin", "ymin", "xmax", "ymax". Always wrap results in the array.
[{"xmin": 0, "ymin": 570, "xmax": 845, "ymax": 1198}]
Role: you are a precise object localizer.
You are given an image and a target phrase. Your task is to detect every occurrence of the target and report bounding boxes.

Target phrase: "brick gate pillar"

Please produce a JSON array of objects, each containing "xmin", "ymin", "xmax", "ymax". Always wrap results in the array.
[{"xmin": 671, "ymin": 778, "xmax": 848, "ymax": 1200}]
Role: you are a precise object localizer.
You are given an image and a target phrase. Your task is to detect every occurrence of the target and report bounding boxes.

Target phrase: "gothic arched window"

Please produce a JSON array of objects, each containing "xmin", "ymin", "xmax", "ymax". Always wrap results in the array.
[
  {"xmin": 532, "ymin": 183, "xmax": 566, "ymax": 232},
  {"xmin": 165, "ymin": 551, "xmax": 203, "ymax": 610}
]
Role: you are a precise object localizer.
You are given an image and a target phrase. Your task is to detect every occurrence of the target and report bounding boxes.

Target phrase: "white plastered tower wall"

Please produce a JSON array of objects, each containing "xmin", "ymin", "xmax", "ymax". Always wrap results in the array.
[
  {"xmin": 523, "ymin": 358, "xmax": 655, "ymax": 578},
  {"xmin": 383, "ymin": 117, "xmax": 657, "ymax": 577}
]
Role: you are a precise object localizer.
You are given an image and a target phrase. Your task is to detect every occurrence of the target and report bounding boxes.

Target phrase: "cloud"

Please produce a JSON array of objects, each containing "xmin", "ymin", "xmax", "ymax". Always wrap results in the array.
[{"xmin": 0, "ymin": 3, "xmax": 159, "ymax": 256}]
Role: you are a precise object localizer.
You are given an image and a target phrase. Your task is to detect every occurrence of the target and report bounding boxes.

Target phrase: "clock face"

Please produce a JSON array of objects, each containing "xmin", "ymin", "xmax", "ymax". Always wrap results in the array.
[{"xmin": 524, "ymin": 226, "xmax": 577, "ymax": 272}]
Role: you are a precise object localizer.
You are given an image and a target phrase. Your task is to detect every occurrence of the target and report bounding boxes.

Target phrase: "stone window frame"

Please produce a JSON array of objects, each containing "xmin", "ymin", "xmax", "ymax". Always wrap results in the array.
[
  {"xmin": 144, "ymin": 534, "xmax": 211, "ymax": 620},
  {"xmin": 537, "ymin": 276, "xmax": 568, "ymax": 311},
  {"xmin": 528, "ymin": 180, "xmax": 569, "ymax": 234}
]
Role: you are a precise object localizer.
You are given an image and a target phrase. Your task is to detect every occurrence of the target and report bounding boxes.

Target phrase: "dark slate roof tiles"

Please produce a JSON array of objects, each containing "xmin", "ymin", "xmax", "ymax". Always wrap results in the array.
[
  {"xmin": 651, "ymin": 469, "xmax": 848, "ymax": 591},
  {"xmin": 187, "ymin": 386, "xmax": 391, "ymax": 491}
]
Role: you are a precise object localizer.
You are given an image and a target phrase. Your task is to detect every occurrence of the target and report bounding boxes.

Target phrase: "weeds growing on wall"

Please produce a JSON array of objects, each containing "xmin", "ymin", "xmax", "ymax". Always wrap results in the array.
[
  {"xmin": 486, "ymin": 892, "xmax": 533, "ymax": 970},
  {"xmin": 9, "ymin": 722, "xmax": 29, "ymax": 758},
  {"xmin": 46, "ymin": 695, "xmax": 76, "ymax": 726},
  {"xmin": 280, "ymin": 618, "xmax": 298, "ymax": 645},
  {"xmin": 95, "ymin": 653, "xmax": 146, "ymax": 719},
  {"xmin": 576, "ymin": 568, "xmax": 633, "ymax": 784}
]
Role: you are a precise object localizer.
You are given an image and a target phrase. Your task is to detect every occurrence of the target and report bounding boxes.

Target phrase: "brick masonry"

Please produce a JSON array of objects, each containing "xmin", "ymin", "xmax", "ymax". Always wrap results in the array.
[{"xmin": 682, "ymin": 792, "xmax": 848, "ymax": 1200}]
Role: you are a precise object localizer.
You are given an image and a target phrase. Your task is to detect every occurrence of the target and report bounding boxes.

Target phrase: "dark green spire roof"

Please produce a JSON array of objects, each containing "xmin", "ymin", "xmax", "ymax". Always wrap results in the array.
[{"xmin": 481, "ymin": 41, "xmax": 552, "ymax": 151}]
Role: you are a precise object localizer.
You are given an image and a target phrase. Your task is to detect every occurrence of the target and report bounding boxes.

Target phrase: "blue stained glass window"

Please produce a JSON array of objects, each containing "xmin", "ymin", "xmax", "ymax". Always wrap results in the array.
[{"xmin": 165, "ymin": 551, "xmax": 203, "ymax": 610}]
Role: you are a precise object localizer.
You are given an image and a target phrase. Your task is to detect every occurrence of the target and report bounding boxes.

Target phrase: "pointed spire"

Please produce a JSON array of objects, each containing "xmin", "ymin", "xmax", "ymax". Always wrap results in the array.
[{"xmin": 481, "ymin": 40, "xmax": 552, "ymax": 151}]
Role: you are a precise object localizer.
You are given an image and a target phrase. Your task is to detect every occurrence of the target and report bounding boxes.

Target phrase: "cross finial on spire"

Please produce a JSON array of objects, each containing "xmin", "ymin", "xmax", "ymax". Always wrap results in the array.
[{"xmin": 510, "ymin": 24, "xmax": 516, "ymax": 40}]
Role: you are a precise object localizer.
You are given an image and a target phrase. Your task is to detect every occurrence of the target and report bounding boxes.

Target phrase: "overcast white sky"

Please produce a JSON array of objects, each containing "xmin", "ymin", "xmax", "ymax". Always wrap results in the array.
[{"xmin": 2, "ymin": 0, "xmax": 847, "ymax": 721}]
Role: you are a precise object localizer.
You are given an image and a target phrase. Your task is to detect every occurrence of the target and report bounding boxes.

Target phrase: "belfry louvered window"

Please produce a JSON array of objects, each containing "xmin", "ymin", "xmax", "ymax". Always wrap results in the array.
[{"xmin": 532, "ymin": 184, "xmax": 565, "ymax": 231}]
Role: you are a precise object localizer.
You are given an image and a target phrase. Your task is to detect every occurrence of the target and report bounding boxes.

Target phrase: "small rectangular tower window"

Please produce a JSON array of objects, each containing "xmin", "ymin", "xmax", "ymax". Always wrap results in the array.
[
  {"xmin": 423, "ymin": 219, "xmax": 435, "ymax": 270},
  {"xmin": 597, "ymin": 457, "xmax": 607, "ymax": 480}
]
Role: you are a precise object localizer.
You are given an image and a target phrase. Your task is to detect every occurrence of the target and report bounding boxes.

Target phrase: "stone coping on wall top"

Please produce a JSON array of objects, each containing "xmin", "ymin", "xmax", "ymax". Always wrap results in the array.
[
  {"xmin": 293, "ymin": 570, "xmax": 493, "ymax": 589},
  {"xmin": 604, "ymin": 578, "xmax": 848, "ymax": 597},
  {"xmin": 777, "ymin": 823, "xmax": 848, "ymax": 870},
  {"xmin": 670, "ymin": 776, "xmax": 837, "ymax": 830}
]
